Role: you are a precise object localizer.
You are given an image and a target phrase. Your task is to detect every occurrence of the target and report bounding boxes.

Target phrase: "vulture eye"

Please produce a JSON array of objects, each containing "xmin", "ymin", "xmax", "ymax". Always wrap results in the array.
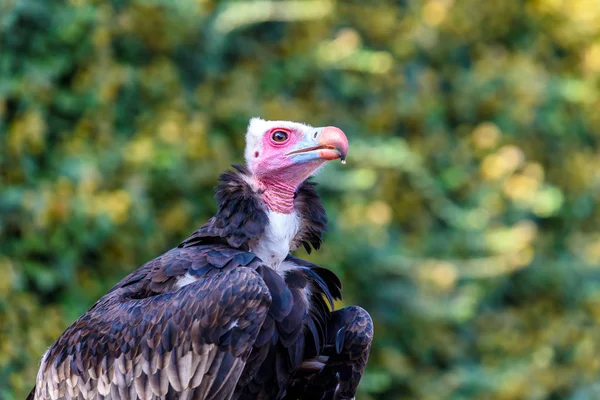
[{"xmin": 271, "ymin": 130, "xmax": 289, "ymax": 143}]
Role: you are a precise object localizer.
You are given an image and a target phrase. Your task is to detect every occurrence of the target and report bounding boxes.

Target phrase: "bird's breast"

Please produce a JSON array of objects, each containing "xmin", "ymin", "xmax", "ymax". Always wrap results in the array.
[{"xmin": 251, "ymin": 210, "xmax": 300, "ymax": 271}]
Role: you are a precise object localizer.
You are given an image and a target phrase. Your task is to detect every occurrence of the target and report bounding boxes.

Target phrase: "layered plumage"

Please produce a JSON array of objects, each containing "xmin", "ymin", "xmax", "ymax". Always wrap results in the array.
[{"xmin": 31, "ymin": 119, "xmax": 372, "ymax": 400}]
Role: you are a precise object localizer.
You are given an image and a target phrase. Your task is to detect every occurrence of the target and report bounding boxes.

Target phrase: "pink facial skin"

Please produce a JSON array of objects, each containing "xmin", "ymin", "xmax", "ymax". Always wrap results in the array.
[
  {"xmin": 252, "ymin": 127, "xmax": 326, "ymax": 189},
  {"xmin": 249, "ymin": 124, "xmax": 348, "ymax": 214}
]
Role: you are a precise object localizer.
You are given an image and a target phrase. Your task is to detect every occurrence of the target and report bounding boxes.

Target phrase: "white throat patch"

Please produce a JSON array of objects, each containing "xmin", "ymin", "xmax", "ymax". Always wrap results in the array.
[{"xmin": 250, "ymin": 211, "xmax": 300, "ymax": 270}]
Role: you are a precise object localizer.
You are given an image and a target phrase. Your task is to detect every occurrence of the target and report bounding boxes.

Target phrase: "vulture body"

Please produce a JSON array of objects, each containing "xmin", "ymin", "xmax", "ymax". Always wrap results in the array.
[{"xmin": 31, "ymin": 119, "xmax": 373, "ymax": 400}]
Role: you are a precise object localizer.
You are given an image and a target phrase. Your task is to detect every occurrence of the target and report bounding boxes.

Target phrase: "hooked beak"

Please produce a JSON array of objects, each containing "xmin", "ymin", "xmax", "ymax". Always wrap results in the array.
[{"xmin": 286, "ymin": 126, "xmax": 349, "ymax": 163}]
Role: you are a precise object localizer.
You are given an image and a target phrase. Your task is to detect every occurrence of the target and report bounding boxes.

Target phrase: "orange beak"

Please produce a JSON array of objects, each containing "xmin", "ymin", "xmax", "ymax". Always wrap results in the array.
[
  {"xmin": 316, "ymin": 126, "xmax": 349, "ymax": 162},
  {"xmin": 286, "ymin": 126, "xmax": 349, "ymax": 163}
]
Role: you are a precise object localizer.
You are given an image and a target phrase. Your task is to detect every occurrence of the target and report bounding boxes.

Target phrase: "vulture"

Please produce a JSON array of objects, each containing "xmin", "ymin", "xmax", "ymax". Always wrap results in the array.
[{"xmin": 30, "ymin": 118, "xmax": 373, "ymax": 400}]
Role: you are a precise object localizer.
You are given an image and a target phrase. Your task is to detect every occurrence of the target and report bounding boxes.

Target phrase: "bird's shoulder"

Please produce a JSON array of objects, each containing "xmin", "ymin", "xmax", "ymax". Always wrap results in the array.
[{"xmin": 108, "ymin": 243, "xmax": 265, "ymax": 300}]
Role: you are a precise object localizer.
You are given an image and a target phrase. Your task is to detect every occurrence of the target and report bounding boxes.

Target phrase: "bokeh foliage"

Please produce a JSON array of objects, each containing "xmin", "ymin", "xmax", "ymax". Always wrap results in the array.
[{"xmin": 2, "ymin": 0, "xmax": 600, "ymax": 398}]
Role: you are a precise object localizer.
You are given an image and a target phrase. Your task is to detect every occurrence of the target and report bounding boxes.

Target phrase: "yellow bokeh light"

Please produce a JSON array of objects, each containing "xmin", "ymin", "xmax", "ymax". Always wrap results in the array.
[
  {"xmin": 333, "ymin": 28, "xmax": 362, "ymax": 57},
  {"xmin": 422, "ymin": 0, "xmax": 452, "ymax": 27},
  {"xmin": 430, "ymin": 261, "xmax": 458, "ymax": 291},
  {"xmin": 92, "ymin": 190, "xmax": 132, "ymax": 225},
  {"xmin": 126, "ymin": 137, "xmax": 155, "ymax": 165},
  {"xmin": 367, "ymin": 201, "xmax": 393, "ymax": 226},
  {"xmin": 522, "ymin": 162, "xmax": 545, "ymax": 182},
  {"xmin": 503, "ymin": 174, "xmax": 540, "ymax": 201},
  {"xmin": 583, "ymin": 43, "xmax": 600, "ymax": 74},
  {"xmin": 472, "ymin": 122, "xmax": 501, "ymax": 150},
  {"xmin": 418, "ymin": 260, "xmax": 458, "ymax": 291},
  {"xmin": 481, "ymin": 145, "xmax": 525, "ymax": 180},
  {"xmin": 159, "ymin": 120, "xmax": 181, "ymax": 144}
]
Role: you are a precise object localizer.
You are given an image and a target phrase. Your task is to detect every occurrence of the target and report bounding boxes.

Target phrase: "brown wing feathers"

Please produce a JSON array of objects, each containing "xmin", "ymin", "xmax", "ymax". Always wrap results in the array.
[{"xmin": 36, "ymin": 247, "xmax": 271, "ymax": 400}]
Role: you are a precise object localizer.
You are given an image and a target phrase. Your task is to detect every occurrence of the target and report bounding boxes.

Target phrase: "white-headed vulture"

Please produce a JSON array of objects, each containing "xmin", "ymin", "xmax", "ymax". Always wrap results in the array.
[{"xmin": 30, "ymin": 118, "xmax": 373, "ymax": 400}]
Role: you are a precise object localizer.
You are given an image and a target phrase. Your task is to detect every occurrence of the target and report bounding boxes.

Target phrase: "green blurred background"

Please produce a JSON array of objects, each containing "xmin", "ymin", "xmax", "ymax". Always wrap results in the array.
[{"xmin": 2, "ymin": 0, "xmax": 600, "ymax": 399}]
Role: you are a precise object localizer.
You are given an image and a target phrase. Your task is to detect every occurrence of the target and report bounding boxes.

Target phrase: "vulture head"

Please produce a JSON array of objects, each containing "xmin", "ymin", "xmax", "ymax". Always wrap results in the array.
[{"xmin": 244, "ymin": 118, "xmax": 348, "ymax": 214}]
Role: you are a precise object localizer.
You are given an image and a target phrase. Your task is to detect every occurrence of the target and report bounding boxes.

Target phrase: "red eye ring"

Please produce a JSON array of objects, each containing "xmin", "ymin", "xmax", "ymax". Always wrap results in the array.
[{"xmin": 271, "ymin": 130, "xmax": 289, "ymax": 143}]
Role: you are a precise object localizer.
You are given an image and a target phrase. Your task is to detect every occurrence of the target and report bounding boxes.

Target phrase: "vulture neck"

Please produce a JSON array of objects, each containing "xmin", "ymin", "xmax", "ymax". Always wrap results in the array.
[
  {"xmin": 249, "ymin": 177, "xmax": 301, "ymax": 269},
  {"xmin": 179, "ymin": 166, "xmax": 326, "ymax": 261},
  {"xmin": 259, "ymin": 179, "xmax": 297, "ymax": 214}
]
